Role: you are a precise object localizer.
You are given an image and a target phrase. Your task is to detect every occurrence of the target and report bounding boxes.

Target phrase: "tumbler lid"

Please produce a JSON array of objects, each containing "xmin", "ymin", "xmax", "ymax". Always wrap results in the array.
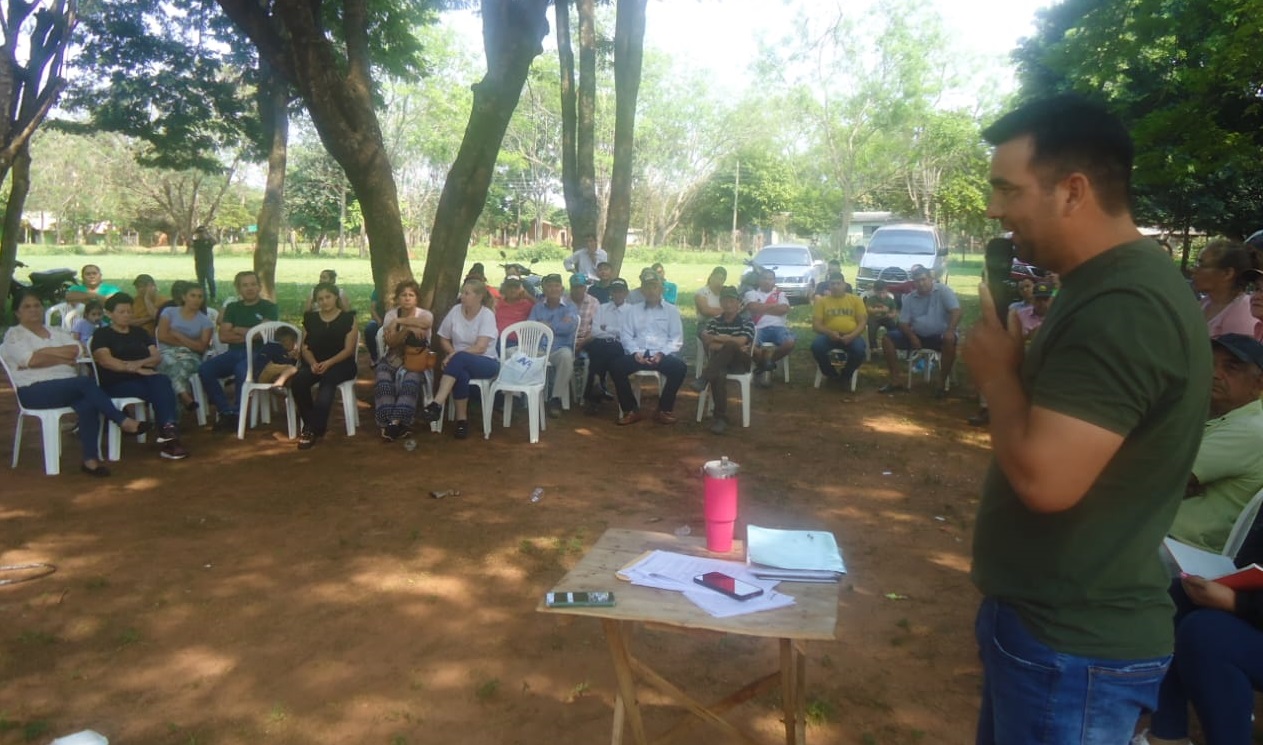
[{"xmin": 703, "ymin": 456, "xmax": 740, "ymax": 478}]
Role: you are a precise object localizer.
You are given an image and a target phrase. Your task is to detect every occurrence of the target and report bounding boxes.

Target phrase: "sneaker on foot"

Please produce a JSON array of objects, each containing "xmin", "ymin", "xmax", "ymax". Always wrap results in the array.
[
  {"xmin": 420, "ymin": 402, "xmax": 443, "ymax": 423},
  {"xmin": 214, "ymin": 412, "xmax": 239, "ymax": 431},
  {"xmin": 157, "ymin": 423, "xmax": 178, "ymax": 444},
  {"xmin": 547, "ymin": 398, "xmax": 563, "ymax": 420},
  {"xmin": 297, "ymin": 429, "xmax": 316, "ymax": 450},
  {"xmin": 160, "ymin": 440, "xmax": 189, "ymax": 460},
  {"xmin": 454, "ymin": 419, "xmax": 470, "ymax": 439},
  {"xmin": 709, "ymin": 417, "xmax": 728, "ymax": 435}
]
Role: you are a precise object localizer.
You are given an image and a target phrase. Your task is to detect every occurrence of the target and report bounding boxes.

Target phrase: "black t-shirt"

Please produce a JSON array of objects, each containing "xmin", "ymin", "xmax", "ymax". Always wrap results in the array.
[
  {"xmin": 90, "ymin": 325, "xmax": 156, "ymax": 388},
  {"xmin": 302, "ymin": 310, "xmax": 356, "ymax": 362}
]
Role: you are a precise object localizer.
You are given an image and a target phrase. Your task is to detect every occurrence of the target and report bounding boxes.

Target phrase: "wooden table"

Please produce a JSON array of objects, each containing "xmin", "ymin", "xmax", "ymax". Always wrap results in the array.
[{"xmin": 537, "ymin": 528, "xmax": 839, "ymax": 745}]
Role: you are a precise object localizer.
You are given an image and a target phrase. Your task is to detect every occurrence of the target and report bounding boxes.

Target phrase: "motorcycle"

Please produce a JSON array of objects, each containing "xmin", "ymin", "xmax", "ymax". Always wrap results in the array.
[
  {"xmin": 8, "ymin": 260, "xmax": 77, "ymax": 311},
  {"xmin": 498, "ymin": 252, "xmax": 543, "ymax": 297}
]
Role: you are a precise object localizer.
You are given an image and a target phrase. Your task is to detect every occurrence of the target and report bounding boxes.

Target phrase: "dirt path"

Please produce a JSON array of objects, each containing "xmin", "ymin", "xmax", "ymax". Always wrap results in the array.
[{"xmin": 1, "ymin": 355, "xmax": 991, "ymax": 745}]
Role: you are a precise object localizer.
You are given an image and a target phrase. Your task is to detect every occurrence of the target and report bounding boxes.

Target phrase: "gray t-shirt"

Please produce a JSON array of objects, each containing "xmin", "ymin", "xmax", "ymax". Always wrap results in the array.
[
  {"xmin": 899, "ymin": 284, "xmax": 960, "ymax": 337},
  {"xmin": 158, "ymin": 306, "xmax": 214, "ymax": 351}
]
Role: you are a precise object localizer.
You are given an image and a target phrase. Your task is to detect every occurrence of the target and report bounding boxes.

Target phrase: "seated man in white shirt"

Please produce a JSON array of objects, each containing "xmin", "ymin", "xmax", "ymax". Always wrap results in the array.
[
  {"xmin": 563, "ymin": 237, "xmax": 608, "ymax": 278},
  {"xmin": 610, "ymin": 274, "xmax": 686, "ymax": 425},
  {"xmin": 744, "ymin": 269, "xmax": 795, "ymax": 387}
]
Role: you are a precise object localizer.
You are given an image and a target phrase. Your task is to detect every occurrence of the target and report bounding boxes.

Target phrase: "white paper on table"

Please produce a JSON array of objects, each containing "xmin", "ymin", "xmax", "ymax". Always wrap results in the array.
[
  {"xmin": 683, "ymin": 587, "xmax": 797, "ymax": 618},
  {"xmin": 617, "ymin": 550, "xmax": 793, "ymax": 617},
  {"xmin": 746, "ymin": 525, "xmax": 846, "ymax": 573},
  {"xmin": 619, "ymin": 550, "xmax": 776, "ymax": 590}
]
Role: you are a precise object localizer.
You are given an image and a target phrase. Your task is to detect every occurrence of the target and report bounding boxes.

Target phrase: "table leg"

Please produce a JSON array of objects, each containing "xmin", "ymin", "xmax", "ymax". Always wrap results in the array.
[
  {"xmin": 780, "ymin": 639, "xmax": 807, "ymax": 745},
  {"xmin": 604, "ymin": 619, "xmax": 648, "ymax": 745},
  {"xmin": 612, "ymin": 693, "xmax": 626, "ymax": 745}
]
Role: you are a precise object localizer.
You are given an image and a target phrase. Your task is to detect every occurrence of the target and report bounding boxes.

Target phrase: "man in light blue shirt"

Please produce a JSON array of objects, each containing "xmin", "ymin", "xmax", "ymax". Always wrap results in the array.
[
  {"xmin": 563, "ymin": 237, "xmax": 608, "ymax": 278},
  {"xmin": 878, "ymin": 265, "xmax": 961, "ymax": 396},
  {"xmin": 610, "ymin": 274, "xmax": 686, "ymax": 425},
  {"xmin": 528, "ymin": 273, "xmax": 578, "ymax": 418}
]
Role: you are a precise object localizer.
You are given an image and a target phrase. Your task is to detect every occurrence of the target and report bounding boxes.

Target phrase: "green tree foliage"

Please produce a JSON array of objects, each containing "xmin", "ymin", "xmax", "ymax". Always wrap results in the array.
[
  {"xmin": 286, "ymin": 140, "xmax": 357, "ymax": 252},
  {"xmin": 685, "ymin": 149, "xmax": 794, "ymax": 238},
  {"xmin": 1014, "ymin": 0, "xmax": 1263, "ymax": 245}
]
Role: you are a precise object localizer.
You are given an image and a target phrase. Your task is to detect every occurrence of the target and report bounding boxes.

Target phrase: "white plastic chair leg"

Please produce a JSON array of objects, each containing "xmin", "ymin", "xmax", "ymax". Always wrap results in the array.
[{"xmin": 337, "ymin": 380, "xmax": 358, "ymax": 436}]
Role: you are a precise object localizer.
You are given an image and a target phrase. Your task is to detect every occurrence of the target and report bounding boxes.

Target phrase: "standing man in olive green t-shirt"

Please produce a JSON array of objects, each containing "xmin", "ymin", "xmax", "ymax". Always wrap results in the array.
[{"xmin": 963, "ymin": 97, "xmax": 1211, "ymax": 745}]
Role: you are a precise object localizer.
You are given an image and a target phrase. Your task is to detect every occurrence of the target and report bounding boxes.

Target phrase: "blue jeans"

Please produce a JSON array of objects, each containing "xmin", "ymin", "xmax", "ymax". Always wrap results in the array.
[
  {"xmin": 103, "ymin": 374, "xmax": 179, "ymax": 428},
  {"xmin": 441, "ymin": 352, "xmax": 499, "ymax": 401},
  {"xmin": 1151, "ymin": 605, "xmax": 1263, "ymax": 743},
  {"xmin": 975, "ymin": 598, "xmax": 1170, "ymax": 745},
  {"xmin": 197, "ymin": 348, "xmax": 248, "ymax": 414},
  {"xmin": 810, "ymin": 333, "xmax": 866, "ymax": 381},
  {"xmin": 20, "ymin": 377, "xmax": 127, "ymax": 462}
]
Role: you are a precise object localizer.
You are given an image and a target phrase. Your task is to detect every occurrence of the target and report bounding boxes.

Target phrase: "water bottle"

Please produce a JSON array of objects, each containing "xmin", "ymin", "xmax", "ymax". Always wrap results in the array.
[
  {"xmin": 529, "ymin": 486, "xmax": 544, "ymax": 503},
  {"xmin": 912, "ymin": 356, "xmax": 927, "ymax": 374},
  {"xmin": 402, "ymin": 438, "xmax": 417, "ymax": 452}
]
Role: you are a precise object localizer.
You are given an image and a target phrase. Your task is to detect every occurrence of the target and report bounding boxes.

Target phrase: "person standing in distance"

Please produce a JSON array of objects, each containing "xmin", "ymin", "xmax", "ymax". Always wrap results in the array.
[
  {"xmin": 964, "ymin": 96, "xmax": 1211, "ymax": 745},
  {"xmin": 191, "ymin": 226, "xmax": 218, "ymax": 303}
]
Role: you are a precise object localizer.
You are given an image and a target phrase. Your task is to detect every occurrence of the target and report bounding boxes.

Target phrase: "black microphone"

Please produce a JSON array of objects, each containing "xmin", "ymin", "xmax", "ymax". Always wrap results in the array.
[{"xmin": 984, "ymin": 237, "xmax": 1017, "ymax": 327}]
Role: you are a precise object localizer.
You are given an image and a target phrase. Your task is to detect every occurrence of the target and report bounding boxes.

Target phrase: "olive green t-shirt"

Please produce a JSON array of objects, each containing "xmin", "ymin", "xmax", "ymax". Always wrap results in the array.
[
  {"xmin": 223, "ymin": 299, "xmax": 279, "ymax": 351},
  {"xmin": 972, "ymin": 238, "xmax": 1211, "ymax": 659}
]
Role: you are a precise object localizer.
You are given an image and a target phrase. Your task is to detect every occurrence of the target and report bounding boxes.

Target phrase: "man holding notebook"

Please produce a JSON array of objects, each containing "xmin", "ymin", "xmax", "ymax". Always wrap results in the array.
[{"xmin": 963, "ymin": 97, "xmax": 1211, "ymax": 744}]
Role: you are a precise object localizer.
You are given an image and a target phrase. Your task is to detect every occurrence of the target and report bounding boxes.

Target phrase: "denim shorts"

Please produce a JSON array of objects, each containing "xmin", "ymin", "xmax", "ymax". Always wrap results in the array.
[
  {"xmin": 756, "ymin": 325, "xmax": 795, "ymax": 347},
  {"xmin": 974, "ymin": 598, "xmax": 1170, "ymax": 745}
]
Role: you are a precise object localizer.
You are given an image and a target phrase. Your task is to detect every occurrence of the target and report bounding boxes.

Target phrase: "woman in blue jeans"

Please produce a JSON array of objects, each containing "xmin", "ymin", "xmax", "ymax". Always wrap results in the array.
[
  {"xmin": 421, "ymin": 279, "xmax": 499, "ymax": 439},
  {"xmin": 1141, "ymin": 524, "xmax": 1263, "ymax": 745},
  {"xmin": 1, "ymin": 291, "xmax": 148, "ymax": 476},
  {"xmin": 91, "ymin": 293, "xmax": 188, "ymax": 460}
]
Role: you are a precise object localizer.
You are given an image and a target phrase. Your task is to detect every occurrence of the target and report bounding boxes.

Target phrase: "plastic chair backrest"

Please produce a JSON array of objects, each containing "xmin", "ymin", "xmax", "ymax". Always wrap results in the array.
[
  {"xmin": 243, "ymin": 321, "xmax": 302, "ymax": 382},
  {"xmin": 500, "ymin": 321, "xmax": 552, "ymax": 363},
  {"xmin": 0, "ymin": 345, "xmax": 32, "ymax": 409},
  {"xmin": 1224, "ymin": 487, "xmax": 1263, "ymax": 559}
]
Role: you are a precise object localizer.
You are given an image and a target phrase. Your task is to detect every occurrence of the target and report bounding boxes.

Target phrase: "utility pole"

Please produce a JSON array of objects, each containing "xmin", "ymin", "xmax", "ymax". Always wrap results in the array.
[{"xmin": 731, "ymin": 159, "xmax": 740, "ymax": 254}]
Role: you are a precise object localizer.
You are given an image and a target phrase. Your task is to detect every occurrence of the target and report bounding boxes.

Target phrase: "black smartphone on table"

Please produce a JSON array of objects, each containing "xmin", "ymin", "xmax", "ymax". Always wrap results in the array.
[{"xmin": 693, "ymin": 572, "xmax": 764, "ymax": 601}]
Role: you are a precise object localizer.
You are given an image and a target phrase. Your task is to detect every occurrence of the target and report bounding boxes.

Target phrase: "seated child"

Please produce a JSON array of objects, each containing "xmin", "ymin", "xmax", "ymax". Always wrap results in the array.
[
  {"xmin": 72, "ymin": 300, "xmax": 105, "ymax": 352},
  {"xmin": 255, "ymin": 326, "xmax": 300, "ymax": 391}
]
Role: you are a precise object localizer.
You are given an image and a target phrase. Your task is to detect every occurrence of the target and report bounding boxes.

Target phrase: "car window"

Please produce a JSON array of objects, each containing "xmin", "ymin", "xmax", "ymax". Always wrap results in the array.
[
  {"xmin": 754, "ymin": 248, "xmax": 810, "ymax": 265},
  {"xmin": 867, "ymin": 230, "xmax": 936, "ymax": 255}
]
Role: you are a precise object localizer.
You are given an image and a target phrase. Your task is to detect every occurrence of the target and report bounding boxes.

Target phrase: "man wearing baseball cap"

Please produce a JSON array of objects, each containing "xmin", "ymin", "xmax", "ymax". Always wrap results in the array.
[
  {"xmin": 1168, "ymin": 333, "xmax": 1263, "ymax": 552},
  {"xmin": 692, "ymin": 286, "xmax": 755, "ymax": 434},
  {"xmin": 569, "ymin": 273, "xmax": 600, "ymax": 357},
  {"xmin": 582, "ymin": 277, "xmax": 632, "ymax": 413}
]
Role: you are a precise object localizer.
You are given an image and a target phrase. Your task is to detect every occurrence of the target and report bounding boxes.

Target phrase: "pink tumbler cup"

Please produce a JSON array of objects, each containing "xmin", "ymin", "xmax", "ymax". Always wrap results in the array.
[{"xmin": 702, "ymin": 457, "xmax": 740, "ymax": 552}]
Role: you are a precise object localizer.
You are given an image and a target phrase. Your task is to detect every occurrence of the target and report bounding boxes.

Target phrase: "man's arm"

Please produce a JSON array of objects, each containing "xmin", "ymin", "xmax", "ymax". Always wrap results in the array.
[
  {"xmin": 563, "ymin": 252, "xmax": 578, "ymax": 272},
  {"xmin": 965, "ymin": 286, "xmax": 1126, "ymax": 513}
]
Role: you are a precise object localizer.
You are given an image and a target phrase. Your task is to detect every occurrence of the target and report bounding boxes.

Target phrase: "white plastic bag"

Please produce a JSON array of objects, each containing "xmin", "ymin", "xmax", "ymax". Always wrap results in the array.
[{"xmin": 497, "ymin": 351, "xmax": 546, "ymax": 387}]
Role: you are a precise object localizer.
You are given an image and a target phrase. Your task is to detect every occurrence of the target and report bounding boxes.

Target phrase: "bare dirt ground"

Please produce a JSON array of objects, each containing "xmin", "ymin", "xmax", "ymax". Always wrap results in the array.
[{"xmin": 1, "ymin": 350, "xmax": 993, "ymax": 745}]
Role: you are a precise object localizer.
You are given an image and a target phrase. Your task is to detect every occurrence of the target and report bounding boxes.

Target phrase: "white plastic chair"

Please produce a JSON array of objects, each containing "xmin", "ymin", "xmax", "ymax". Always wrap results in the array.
[
  {"xmin": 237, "ymin": 321, "xmax": 302, "ymax": 440},
  {"xmin": 694, "ymin": 345, "xmax": 754, "ymax": 428},
  {"xmin": 189, "ymin": 307, "xmax": 224, "ymax": 426},
  {"xmin": 0, "ymin": 346, "xmax": 78, "ymax": 475},
  {"xmin": 89, "ymin": 359, "xmax": 150, "ymax": 462},
  {"xmin": 813, "ymin": 349, "xmax": 859, "ymax": 392},
  {"xmin": 759, "ymin": 341, "xmax": 791, "ymax": 383},
  {"xmin": 323, "ymin": 329, "xmax": 360, "ymax": 437},
  {"xmin": 45, "ymin": 301, "xmax": 77, "ymax": 329},
  {"xmin": 485, "ymin": 321, "xmax": 553, "ymax": 443},
  {"xmin": 907, "ymin": 348, "xmax": 950, "ymax": 391},
  {"xmin": 619, "ymin": 370, "xmax": 665, "ymax": 417},
  {"xmin": 1224, "ymin": 488, "xmax": 1263, "ymax": 559}
]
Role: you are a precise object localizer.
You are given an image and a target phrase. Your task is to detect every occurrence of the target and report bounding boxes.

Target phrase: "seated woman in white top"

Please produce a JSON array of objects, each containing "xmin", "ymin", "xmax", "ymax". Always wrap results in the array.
[
  {"xmin": 1, "ymin": 291, "xmax": 148, "ymax": 477},
  {"xmin": 156, "ymin": 281, "xmax": 215, "ymax": 412},
  {"xmin": 374, "ymin": 279, "xmax": 434, "ymax": 441},
  {"xmin": 419, "ymin": 279, "xmax": 499, "ymax": 440}
]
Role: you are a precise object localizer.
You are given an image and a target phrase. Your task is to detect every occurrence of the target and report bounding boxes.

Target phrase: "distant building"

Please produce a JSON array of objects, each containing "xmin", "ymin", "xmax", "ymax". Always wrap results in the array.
[{"xmin": 847, "ymin": 211, "xmax": 896, "ymax": 245}]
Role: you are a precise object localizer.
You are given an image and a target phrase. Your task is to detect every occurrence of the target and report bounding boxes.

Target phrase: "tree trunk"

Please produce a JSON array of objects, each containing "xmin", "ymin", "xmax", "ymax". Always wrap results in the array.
[
  {"xmin": 556, "ymin": 0, "xmax": 599, "ymax": 250},
  {"xmin": 215, "ymin": 0, "xmax": 413, "ymax": 302},
  {"xmin": 600, "ymin": 0, "xmax": 648, "ymax": 276},
  {"xmin": 253, "ymin": 62, "xmax": 288, "ymax": 301},
  {"xmin": 419, "ymin": 0, "xmax": 550, "ymax": 316},
  {"xmin": 0, "ymin": 146, "xmax": 29, "ymax": 322}
]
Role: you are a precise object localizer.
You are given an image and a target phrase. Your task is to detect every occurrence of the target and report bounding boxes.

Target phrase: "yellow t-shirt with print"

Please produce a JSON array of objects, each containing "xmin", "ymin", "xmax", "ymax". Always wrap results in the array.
[{"xmin": 813, "ymin": 294, "xmax": 867, "ymax": 335}]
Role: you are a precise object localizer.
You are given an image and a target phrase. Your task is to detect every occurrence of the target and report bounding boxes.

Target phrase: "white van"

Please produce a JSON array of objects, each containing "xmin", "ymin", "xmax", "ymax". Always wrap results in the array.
[{"xmin": 854, "ymin": 223, "xmax": 948, "ymax": 293}]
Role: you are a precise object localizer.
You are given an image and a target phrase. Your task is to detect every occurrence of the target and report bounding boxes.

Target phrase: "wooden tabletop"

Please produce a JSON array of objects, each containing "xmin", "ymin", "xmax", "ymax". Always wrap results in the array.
[{"xmin": 538, "ymin": 528, "xmax": 840, "ymax": 641}]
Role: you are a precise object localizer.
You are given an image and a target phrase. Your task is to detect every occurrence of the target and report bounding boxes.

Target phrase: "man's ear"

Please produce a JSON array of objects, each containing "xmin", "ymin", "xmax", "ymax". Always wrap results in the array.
[{"xmin": 1059, "ymin": 172, "xmax": 1091, "ymax": 216}]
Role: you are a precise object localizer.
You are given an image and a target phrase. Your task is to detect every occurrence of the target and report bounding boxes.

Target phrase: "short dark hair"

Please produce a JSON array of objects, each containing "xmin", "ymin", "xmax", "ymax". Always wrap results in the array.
[
  {"xmin": 83, "ymin": 299, "xmax": 104, "ymax": 315},
  {"xmin": 393, "ymin": 279, "xmax": 420, "ymax": 301},
  {"xmin": 982, "ymin": 95, "xmax": 1134, "ymax": 216},
  {"xmin": 275, "ymin": 325, "xmax": 299, "ymax": 343},
  {"xmin": 104, "ymin": 292, "xmax": 134, "ymax": 312},
  {"xmin": 234, "ymin": 270, "xmax": 260, "ymax": 288}
]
